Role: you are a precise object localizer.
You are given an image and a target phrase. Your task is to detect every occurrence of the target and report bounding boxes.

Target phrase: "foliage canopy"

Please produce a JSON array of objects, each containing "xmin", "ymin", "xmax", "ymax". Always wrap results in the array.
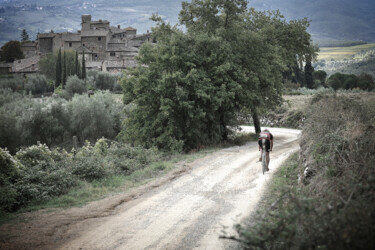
[
  {"xmin": 0, "ymin": 40, "xmax": 24, "ymax": 62},
  {"xmin": 120, "ymin": 0, "xmax": 317, "ymax": 151}
]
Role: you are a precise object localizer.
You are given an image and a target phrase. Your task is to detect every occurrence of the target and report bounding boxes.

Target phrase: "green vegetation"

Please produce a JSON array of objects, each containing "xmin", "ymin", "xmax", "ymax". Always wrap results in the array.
[
  {"xmin": 0, "ymin": 129, "xmax": 254, "ymax": 220},
  {"xmin": 0, "ymin": 40, "xmax": 24, "ymax": 62},
  {"xmin": 327, "ymin": 72, "xmax": 375, "ymax": 91},
  {"xmin": 120, "ymin": 0, "xmax": 316, "ymax": 151},
  {"xmin": 20, "ymin": 29, "xmax": 30, "ymax": 42},
  {"xmin": 234, "ymin": 94, "xmax": 375, "ymax": 249},
  {"xmin": 0, "ymin": 140, "xmax": 161, "ymax": 214},
  {"xmin": 0, "ymin": 90, "xmax": 123, "ymax": 154},
  {"xmin": 87, "ymin": 71, "xmax": 121, "ymax": 92}
]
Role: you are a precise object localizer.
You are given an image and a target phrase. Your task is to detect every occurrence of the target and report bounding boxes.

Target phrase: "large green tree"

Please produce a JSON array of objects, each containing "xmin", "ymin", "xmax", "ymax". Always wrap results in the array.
[
  {"xmin": 0, "ymin": 40, "xmax": 24, "ymax": 62},
  {"xmin": 120, "ymin": 0, "xmax": 317, "ymax": 151}
]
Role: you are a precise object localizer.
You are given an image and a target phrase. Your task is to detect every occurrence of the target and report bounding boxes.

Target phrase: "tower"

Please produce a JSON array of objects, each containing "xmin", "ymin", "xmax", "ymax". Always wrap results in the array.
[{"xmin": 81, "ymin": 15, "xmax": 92, "ymax": 31}]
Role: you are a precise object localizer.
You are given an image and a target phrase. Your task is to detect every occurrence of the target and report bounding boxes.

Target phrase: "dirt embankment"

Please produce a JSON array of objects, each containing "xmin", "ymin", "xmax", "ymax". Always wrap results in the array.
[{"xmin": 0, "ymin": 127, "xmax": 300, "ymax": 250}]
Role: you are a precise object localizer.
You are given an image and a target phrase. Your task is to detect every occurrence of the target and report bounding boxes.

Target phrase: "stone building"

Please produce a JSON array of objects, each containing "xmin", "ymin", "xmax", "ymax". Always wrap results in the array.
[{"xmin": 34, "ymin": 14, "xmax": 152, "ymax": 72}]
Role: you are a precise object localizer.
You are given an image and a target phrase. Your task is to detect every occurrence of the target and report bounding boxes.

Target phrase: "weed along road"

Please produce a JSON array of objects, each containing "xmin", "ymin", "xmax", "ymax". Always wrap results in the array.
[{"xmin": 2, "ymin": 127, "xmax": 300, "ymax": 250}]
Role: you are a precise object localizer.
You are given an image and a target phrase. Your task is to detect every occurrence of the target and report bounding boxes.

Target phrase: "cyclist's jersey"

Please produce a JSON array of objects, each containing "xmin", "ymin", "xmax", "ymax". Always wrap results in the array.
[{"xmin": 258, "ymin": 131, "xmax": 273, "ymax": 141}]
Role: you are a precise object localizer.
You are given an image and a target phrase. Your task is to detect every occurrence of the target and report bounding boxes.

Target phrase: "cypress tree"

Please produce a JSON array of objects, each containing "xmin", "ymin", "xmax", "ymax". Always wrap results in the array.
[
  {"xmin": 74, "ymin": 50, "xmax": 79, "ymax": 77},
  {"xmin": 21, "ymin": 29, "xmax": 30, "ymax": 42},
  {"xmin": 81, "ymin": 51, "xmax": 86, "ymax": 80},
  {"xmin": 304, "ymin": 57, "xmax": 314, "ymax": 89},
  {"xmin": 55, "ymin": 48, "xmax": 62, "ymax": 87},
  {"xmin": 62, "ymin": 50, "xmax": 67, "ymax": 87}
]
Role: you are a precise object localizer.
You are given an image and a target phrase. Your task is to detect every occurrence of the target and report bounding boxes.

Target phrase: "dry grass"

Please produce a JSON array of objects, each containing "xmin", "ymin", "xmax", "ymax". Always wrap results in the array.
[
  {"xmin": 318, "ymin": 43, "xmax": 375, "ymax": 61},
  {"xmin": 283, "ymin": 95, "xmax": 313, "ymax": 111}
]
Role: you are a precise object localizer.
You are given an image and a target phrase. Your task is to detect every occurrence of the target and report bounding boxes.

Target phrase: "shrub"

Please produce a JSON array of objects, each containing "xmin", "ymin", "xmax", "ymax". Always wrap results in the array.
[
  {"xmin": 236, "ymin": 95, "xmax": 375, "ymax": 249},
  {"xmin": 15, "ymin": 161, "xmax": 77, "ymax": 205},
  {"xmin": 24, "ymin": 74, "xmax": 49, "ymax": 95},
  {"xmin": 64, "ymin": 75, "xmax": 87, "ymax": 98},
  {"xmin": 0, "ymin": 88, "xmax": 24, "ymax": 106},
  {"xmin": 0, "ymin": 76, "xmax": 24, "ymax": 92},
  {"xmin": 94, "ymin": 137, "xmax": 109, "ymax": 156},
  {"xmin": 1, "ymin": 145, "xmax": 76, "ymax": 210},
  {"xmin": 0, "ymin": 109, "xmax": 20, "ymax": 154},
  {"xmin": 71, "ymin": 156, "xmax": 109, "ymax": 181},
  {"xmin": 68, "ymin": 92, "xmax": 123, "ymax": 142},
  {"xmin": 106, "ymin": 142, "xmax": 161, "ymax": 174},
  {"xmin": 312, "ymin": 70, "xmax": 327, "ymax": 86},
  {"xmin": 87, "ymin": 71, "xmax": 119, "ymax": 91}
]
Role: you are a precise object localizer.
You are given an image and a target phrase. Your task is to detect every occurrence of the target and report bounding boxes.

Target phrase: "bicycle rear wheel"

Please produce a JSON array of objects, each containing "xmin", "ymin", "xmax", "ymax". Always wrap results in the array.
[{"xmin": 262, "ymin": 150, "xmax": 267, "ymax": 174}]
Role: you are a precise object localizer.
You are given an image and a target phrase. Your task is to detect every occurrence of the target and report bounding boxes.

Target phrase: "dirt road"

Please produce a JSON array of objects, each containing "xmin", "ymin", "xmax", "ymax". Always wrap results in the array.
[{"xmin": 1, "ymin": 127, "xmax": 300, "ymax": 250}]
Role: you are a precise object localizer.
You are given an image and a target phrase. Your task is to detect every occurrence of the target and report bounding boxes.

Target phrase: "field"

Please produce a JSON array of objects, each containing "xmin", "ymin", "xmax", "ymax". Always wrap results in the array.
[{"xmin": 318, "ymin": 43, "xmax": 375, "ymax": 61}]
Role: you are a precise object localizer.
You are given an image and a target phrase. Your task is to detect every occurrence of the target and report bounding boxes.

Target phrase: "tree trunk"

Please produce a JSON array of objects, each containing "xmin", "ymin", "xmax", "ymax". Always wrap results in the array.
[
  {"xmin": 220, "ymin": 112, "xmax": 228, "ymax": 141},
  {"xmin": 252, "ymin": 110, "xmax": 261, "ymax": 134}
]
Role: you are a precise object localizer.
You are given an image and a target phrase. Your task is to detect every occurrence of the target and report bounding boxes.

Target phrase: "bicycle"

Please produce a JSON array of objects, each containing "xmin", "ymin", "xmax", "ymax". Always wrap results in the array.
[{"xmin": 261, "ymin": 138, "xmax": 267, "ymax": 174}]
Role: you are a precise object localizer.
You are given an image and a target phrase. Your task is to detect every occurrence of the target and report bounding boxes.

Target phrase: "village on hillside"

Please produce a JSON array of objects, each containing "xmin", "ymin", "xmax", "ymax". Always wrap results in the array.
[{"xmin": 0, "ymin": 15, "xmax": 152, "ymax": 75}]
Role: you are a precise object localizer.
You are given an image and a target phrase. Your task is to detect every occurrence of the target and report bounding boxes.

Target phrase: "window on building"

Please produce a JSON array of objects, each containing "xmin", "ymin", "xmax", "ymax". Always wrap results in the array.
[
  {"xmin": 69, "ymin": 42, "xmax": 72, "ymax": 47},
  {"xmin": 98, "ymin": 37, "xmax": 102, "ymax": 41},
  {"xmin": 110, "ymin": 52, "xmax": 115, "ymax": 56}
]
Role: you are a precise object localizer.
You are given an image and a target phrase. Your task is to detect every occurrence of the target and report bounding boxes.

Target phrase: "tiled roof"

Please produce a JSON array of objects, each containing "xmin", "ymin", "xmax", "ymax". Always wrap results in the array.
[
  {"xmin": 125, "ymin": 26, "xmax": 137, "ymax": 31},
  {"xmin": 110, "ymin": 26, "xmax": 127, "ymax": 34},
  {"xmin": 12, "ymin": 55, "xmax": 40, "ymax": 73}
]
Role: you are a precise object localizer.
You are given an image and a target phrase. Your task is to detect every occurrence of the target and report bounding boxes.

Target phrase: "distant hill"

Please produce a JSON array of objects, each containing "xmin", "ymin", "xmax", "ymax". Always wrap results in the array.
[
  {"xmin": 249, "ymin": 0, "xmax": 375, "ymax": 43},
  {"xmin": 1, "ymin": 0, "xmax": 374, "ymax": 46}
]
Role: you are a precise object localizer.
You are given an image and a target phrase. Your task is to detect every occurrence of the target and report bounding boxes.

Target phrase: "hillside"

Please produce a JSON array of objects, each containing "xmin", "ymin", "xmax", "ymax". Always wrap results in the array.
[
  {"xmin": 315, "ymin": 43, "xmax": 375, "ymax": 77},
  {"xmin": 1, "ymin": 0, "xmax": 375, "ymax": 46}
]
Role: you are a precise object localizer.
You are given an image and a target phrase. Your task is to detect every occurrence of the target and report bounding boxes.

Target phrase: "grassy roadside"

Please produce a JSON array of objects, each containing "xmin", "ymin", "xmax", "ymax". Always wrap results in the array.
[{"xmin": 235, "ymin": 94, "xmax": 375, "ymax": 249}]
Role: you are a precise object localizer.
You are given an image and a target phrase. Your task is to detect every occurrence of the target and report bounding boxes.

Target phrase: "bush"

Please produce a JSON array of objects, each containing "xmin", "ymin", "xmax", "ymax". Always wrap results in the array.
[
  {"xmin": 68, "ymin": 92, "xmax": 123, "ymax": 142},
  {"xmin": 0, "ymin": 76, "xmax": 24, "ymax": 92},
  {"xmin": 64, "ymin": 75, "xmax": 87, "ymax": 98},
  {"xmin": 1, "ymin": 148, "xmax": 21, "ymax": 212},
  {"xmin": 106, "ymin": 142, "xmax": 161, "ymax": 174},
  {"xmin": 0, "ymin": 90, "xmax": 124, "ymax": 151},
  {"xmin": 24, "ymin": 74, "xmax": 49, "ymax": 95},
  {"xmin": 327, "ymin": 72, "xmax": 375, "ymax": 91},
  {"xmin": 0, "ymin": 109, "xmax": 20, "ymax": 154},
  {"xmin": 0, "ymin": 136, "xmax": 164, "ymax": 213},
  {"xmin": 87, "ymin": 71, "xmax": 119, "ymax": 91},
  {"xmin": 0, "ymin": 89, "xmax": 24, "ymax": 106},
  {"xmin": 236, "ymin": 95, "xmax": 375, "ymax": 249},
  {"xmin": 1, "ymin": 145, "xmax": 77, "ymax": 211}
]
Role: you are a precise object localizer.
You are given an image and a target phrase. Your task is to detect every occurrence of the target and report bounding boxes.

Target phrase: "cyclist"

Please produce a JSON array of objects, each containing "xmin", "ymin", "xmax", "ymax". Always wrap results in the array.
[{"xmin": 258, "ymin": 129, "xmax": 273, "ymax": 171}]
